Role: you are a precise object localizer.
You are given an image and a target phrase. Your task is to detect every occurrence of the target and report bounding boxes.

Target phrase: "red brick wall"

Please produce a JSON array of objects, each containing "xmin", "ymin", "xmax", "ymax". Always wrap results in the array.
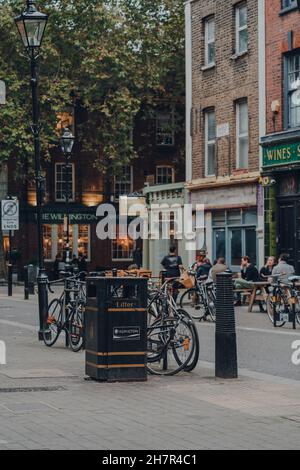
[
  {"xmin": 265, "ymin": 1, "xmax": 300, "ymax": 134},
  {"xmin": 191, "ymin": 0, "xmax": 259, "ymax": 178}
]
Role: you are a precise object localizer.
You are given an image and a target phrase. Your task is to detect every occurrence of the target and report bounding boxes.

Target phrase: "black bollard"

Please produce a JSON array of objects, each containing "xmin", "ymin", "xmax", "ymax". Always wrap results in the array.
[
  {"xmin": 7, "ymin": 264, "xmax": 13, "ymax": 297},
  {"xmin": 215, "ymin": 272, "xmax": 238, "ymax": 379}
]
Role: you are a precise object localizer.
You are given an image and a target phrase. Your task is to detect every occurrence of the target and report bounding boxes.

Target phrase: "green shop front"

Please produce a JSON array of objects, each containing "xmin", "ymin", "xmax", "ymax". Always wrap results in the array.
[{"xmin": 261, "ymin": 132, "xmax": 300, "ymax": 272}]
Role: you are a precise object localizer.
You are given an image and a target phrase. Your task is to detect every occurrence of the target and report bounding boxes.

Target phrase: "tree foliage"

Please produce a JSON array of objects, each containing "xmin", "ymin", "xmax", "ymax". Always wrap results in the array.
[{"xmin": 0, "ymin": 0, "xmax": 185, "ymax": 179}]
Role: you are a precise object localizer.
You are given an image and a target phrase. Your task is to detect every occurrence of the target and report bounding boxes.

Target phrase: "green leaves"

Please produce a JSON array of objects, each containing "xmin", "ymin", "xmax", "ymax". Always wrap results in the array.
[{"xmin": 0, "ymin": 0, "xmax": 184, "ymax": 179}]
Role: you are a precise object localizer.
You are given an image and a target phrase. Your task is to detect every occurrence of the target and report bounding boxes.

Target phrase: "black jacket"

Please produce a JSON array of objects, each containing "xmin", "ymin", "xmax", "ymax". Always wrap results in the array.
[{"xmin": 242, "ymin": 264, "xmax": 259, "ymax": 282}]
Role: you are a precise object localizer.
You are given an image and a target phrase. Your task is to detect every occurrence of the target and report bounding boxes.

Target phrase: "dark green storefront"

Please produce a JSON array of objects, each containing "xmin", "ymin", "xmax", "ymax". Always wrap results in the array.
[{"xmin": 261, "ymin": 131, "xmax": 300, "ymax": 272}]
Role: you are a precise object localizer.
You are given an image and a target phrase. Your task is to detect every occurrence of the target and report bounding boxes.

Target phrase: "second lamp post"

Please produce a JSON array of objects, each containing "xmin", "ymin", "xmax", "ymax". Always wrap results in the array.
[{"xmin": 60, "ymin": 128, "xmax": 75, "ymax": 271}]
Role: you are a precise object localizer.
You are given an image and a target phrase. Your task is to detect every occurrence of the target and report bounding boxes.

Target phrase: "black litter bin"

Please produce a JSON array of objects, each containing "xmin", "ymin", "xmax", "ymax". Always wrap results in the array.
[{"xmin": 85, "ymin": 276, "xmax": 148, "ymax": 382}]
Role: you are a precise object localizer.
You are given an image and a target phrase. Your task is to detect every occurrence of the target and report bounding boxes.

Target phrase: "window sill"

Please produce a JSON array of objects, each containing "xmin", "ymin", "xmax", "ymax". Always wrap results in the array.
[
  {"xmin": 279, "ymin": 5, "xmax": 298, "ymax": 16},
  {"xmin": 201, "ymin": 63, "xmax": 216, "ymax": 72},
  {"xmin": 231, "ymin": 51, "xmax": 248, "ymax": 61}
]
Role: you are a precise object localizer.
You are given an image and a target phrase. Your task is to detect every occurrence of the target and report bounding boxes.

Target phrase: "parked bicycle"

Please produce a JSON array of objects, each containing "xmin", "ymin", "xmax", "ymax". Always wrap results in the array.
[
  {"xmin": 147, "ymin": 278, "xmax": 200, "ymax": 376},
  {"xmin": 266, "ymin": 274, "xmax": 300, "ymax": 328},
  {"xmin": 43, "ymin": 272, "xmax": 86, "ymax": 352},
  {"xmin": 179, "ymin": 272, "xmax": 216, "ymax": 322}
]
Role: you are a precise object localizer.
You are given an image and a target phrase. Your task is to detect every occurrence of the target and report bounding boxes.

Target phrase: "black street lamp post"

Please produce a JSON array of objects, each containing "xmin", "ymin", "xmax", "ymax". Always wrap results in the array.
[
  {"xmin": 15, "ymin": 1, "xmax": 49, "ymax": 341},
  {"xmin": 60, "ymin": 128, "xmax": 75, "ymax": 271}
]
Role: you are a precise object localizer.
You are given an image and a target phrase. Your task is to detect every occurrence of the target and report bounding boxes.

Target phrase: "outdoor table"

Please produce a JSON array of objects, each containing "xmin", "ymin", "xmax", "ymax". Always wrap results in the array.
[{"xmin": 248, "ymin": 282, "xmax": 270, "ymax": 313}]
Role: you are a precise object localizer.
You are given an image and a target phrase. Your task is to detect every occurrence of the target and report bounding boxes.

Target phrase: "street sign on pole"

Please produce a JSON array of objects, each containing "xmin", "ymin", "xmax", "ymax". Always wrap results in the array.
[
  {"xmin": 1, "ymin": 199, "xmax": 19, "ymax": 231},
  {"xmin": 0, "ymin": 81, "xmax": 6, "ymax": 105}
]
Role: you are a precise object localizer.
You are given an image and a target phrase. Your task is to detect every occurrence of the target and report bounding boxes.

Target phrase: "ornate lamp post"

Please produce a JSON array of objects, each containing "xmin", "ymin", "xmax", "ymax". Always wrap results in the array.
[
  {"xmin": 15, "ymin": 1, "xmax": 49, "ymax": 341},
  {"xmin": 60, "ymin": 128, "xmax": 75, "ymax": 271}
]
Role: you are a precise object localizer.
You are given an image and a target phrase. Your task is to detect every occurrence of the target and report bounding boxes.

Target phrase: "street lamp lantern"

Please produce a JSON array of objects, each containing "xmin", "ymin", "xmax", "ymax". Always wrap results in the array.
[
  {"xmin": 15, "ymin": 1, "xmax": 48, "ymax": 53},
  {"xmin": 60, "ymin": 128, "xmax": 75, "ymax": 157}
]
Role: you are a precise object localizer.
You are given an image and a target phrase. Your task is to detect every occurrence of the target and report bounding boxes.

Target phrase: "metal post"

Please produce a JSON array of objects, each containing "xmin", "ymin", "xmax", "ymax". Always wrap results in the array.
[
  {"xmin": 215, "ymin": 272, "xmax": 238, "ymax": 379},
  {"xmin": 8, "ymin": 230, "xmax": 13, "ymax": 297},
  {"xmin": 30, "ymin": 55, "xmax": 48, "ymax": 341}
]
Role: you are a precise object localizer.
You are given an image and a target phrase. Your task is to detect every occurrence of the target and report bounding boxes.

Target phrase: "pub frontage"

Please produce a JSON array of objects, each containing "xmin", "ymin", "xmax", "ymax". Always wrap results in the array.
[{"xmin": 261, "ymin": 130, "xmax": 300, "ymax": 273}]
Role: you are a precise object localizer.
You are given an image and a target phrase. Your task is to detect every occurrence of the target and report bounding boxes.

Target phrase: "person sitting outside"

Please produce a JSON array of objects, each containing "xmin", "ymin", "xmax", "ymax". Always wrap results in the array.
[
  {"xmin": 272, "ymin": 254, "xmax": 295, "ymax": 284},
  {"xmin": 234, "ymin": 256, "xmax": 259, "ymax": 306},
  {"xmin": 209, "ymin": 257, "xmax": 228, "ymax": 284},
  {"xmin": 260, "ymin": 256, "xmax": 277, "ymax": 281}
]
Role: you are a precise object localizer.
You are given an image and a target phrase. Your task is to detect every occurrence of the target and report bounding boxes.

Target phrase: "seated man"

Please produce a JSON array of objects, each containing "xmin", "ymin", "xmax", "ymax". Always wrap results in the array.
[
  {"xmin": 271, "ymin": 254, "xmax": 295, "ymax": 284},
  {"xmin": 234, "ymin": 256, "xmax": 259, "ymax": 307},
  {"xmin": 209, "ymin": 257, "xmax": 228, "ymax": 284}
]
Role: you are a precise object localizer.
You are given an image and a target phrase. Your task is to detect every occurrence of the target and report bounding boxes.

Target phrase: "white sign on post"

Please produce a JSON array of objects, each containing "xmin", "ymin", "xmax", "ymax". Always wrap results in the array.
[
  {"xmin": 1, "ymin": 199, "xmax": 19, "ymax": 231},
  {"xmin": 0, "ymin": 81, "xmax": 6, "ymax": 105}
]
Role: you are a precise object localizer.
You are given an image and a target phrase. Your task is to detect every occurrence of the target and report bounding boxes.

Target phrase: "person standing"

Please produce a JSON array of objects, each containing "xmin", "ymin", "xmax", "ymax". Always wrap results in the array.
[
  {"xmin": 161, "ymin": 246, "xmax": 184, "ymax": 302},
  {"xmin": 78, "ymin": 254, "xmax": 88, "ymax": 274}
]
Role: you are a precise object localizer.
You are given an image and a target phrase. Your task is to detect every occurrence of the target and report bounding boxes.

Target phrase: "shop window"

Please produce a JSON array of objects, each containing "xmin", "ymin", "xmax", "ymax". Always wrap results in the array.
[
  {"xmin": 212, "ymin": 211, "xmax": 226, "ymax": 227},
  {"xmin": 114, "ymin": 166, "xmax": 133, "ymax": 199},
  {"xmin": 43, "ymin": 225, "xmax": 53, "ymax": 261},
  {"xmin": 78, "ymin": 225, "xmax": 90, "ymax": 258},
  {"xmin": 55, "ymin": 163, "xmax": 75, "ymax": 202},
  {"xmin": 112, "ymin": 234, "xmax": 134, "ymax": 261},
  {"xmin": 156, "ymin": 110, "xmax": 175, "ymax": 146},
  {"xmin": 156, "ymin": 166, "xmax": 174, "ymax": 185},
  {"xmin": 227, "ymin": 210, "xmax": 242, "ymax": 226},
  {"xmin": 235, "ymin": 3, "xmax": 248, "ymax": 55},
  {"xmin": 204, "ymin": 16, "xmax": 215, "ymax": 67}
]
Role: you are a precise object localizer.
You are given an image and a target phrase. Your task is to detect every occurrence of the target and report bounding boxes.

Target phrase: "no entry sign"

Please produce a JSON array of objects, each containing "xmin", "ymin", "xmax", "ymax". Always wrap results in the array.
[{"xmin": 1, "ymin": 199, "xmax": 19, "ymax": 231}]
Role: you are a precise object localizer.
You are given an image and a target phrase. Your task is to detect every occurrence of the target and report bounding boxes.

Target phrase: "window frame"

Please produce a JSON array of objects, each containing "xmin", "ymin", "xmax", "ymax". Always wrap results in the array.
[
  {"xmin": 204, "ymin": 109, "xmax": 216, "ymax": 177},
  {"xmin": 204, "ymin": 16, "xmax": 215, "ymax": 67},
  {"xmin": 236, "ymin": 100, "xmax": 249, "ymax": 169},
  {"xmin": 55, "ymin": 162, "xmax": 75, "ymax": 203},
  {"xmin": 156, "ymin": 109, "xmax": 175, "ymax": 147},
  {"xmin": 156, "ymin": 166, "xmax": 175, "ymax": 185},
  {"xmin": 114, "ymin": 165, "xmax": 133, "ymax": 199},
  {"xmin": 112, "ymin": 232, "xmax": 134, "ymax": 262},
  {"xmin": 284, "ymin": 51, "xmax": 300, "ymax": 130},
  {"xmin": 235, "ymin": 3, "xmax": 248, "ymax": 55}
]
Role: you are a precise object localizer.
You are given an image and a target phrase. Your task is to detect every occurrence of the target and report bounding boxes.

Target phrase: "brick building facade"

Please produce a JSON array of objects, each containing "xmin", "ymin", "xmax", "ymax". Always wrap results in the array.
[
  {"xmin": 261, "ymin": 0, "xmax": 300, "ymax": 272},
  {"xmin": 6, "ymin": 104, "xmax": 184, "ymax": 278},
  {"xmin": 185, "ymin": 0, "xmax": 264, "ymax": 270}
]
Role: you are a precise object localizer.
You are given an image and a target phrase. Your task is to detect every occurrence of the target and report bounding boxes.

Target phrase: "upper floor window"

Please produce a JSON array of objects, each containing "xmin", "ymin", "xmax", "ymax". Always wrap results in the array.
[
  {"xmin": 204, "ymin": 17, "xmax": 215, "ymax": 67},
  {"xmin": 156, "ymin": 166, "xmax": 175, "ymax": 185},
  {"xmin": 205, "ymin": 110, "xmax": 216, "ymax": 177},
  {"xmin": 55, "ymin": 162, "xmax": 75, "ymax": 202},
  {"xmin": 235, "ymin": 3, "xmax": 248, "ymax": 55},
  {"xmin": 282, "ymin": 0, "xmax": 297, "ymax": 10},
  {"xmin": 156, "ymin": 110, "xmax": 175, "ymax": 146},
  {"xmin": 286, "ymin": 53, "xmax": 300, "ymax": 128},
  {"xmin": 114, "ymin": 165, "xmax": 133, "ymax": 199},
  {"xmin": 236, "ymin": 100, "xmax": 249, "ymax": 169}
]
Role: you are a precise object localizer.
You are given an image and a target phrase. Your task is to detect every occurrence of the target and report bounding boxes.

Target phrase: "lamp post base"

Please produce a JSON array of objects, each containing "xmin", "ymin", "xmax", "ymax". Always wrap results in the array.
[{"xmin": 37, "ymin": 268, "xmax": 49, "ymax": 341}]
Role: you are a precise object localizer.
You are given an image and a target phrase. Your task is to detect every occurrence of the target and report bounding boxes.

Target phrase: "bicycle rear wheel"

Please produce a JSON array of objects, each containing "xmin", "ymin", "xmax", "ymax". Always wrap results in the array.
[
  {"xmin": 266, "ymin": 295, "xmax": 286, "ymax": 328},
  {"xmin": 147, "ymin": 317, "xmax": 195, "ymax": 376},
  {"xmin": 43, "ymin": 299, "xmax": 63, "ymax": 347}
]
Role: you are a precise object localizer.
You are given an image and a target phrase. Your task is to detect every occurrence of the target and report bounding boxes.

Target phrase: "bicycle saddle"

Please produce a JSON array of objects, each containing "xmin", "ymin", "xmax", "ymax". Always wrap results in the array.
[{"xmin": 288, "ymin": 276, "xmax": 300, "ymax": 282}]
